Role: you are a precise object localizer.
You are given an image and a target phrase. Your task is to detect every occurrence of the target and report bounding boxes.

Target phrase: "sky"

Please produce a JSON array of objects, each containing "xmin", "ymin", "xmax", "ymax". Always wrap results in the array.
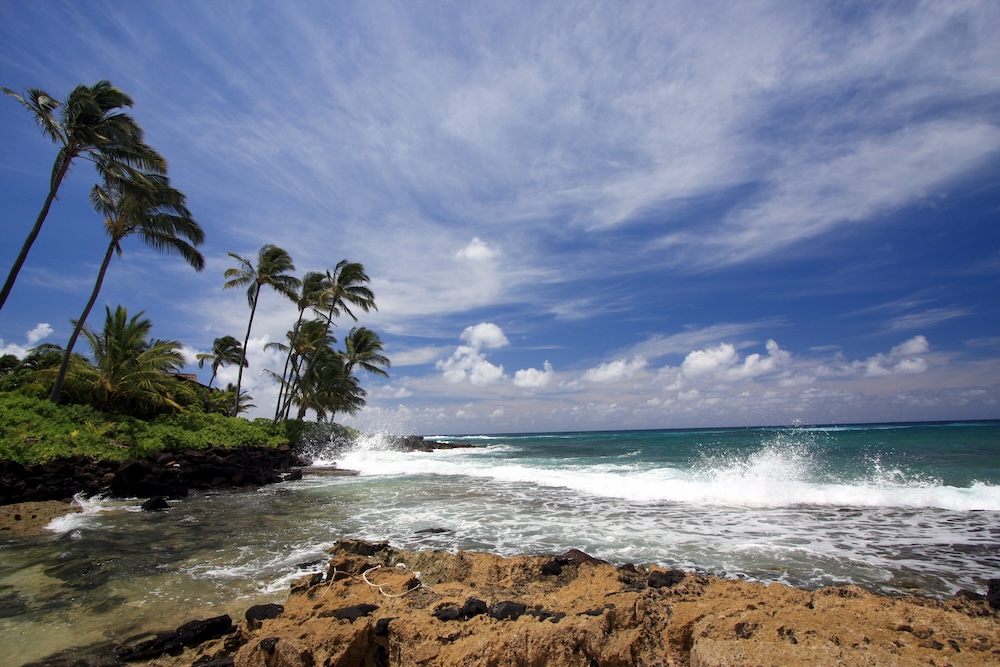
[{"xmin": 1, "ymin": 1, "xmax": 999, "ymax": 435}]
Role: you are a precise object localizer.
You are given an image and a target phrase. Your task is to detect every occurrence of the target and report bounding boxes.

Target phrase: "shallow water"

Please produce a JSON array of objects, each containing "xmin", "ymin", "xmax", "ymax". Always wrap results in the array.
[{"xmin": 3, "ymin": 421, "xmax": 999, "ymax": 665}]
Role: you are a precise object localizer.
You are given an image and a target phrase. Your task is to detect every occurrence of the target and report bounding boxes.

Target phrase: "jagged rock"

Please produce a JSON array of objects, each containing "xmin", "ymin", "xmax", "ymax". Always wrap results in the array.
[
  {"xmin": 212, "ymin": 542, "xmax": 1000, "ymax": 667},
  {"xmin": 114, "ymin": 614, "xmax": 234, "ymax": 662}
]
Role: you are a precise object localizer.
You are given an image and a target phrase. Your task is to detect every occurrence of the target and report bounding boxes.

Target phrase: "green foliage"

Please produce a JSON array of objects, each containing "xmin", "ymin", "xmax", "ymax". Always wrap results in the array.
[{"xmin": 0, "ymin": 392, "xmax": 293, "ymax": 464}]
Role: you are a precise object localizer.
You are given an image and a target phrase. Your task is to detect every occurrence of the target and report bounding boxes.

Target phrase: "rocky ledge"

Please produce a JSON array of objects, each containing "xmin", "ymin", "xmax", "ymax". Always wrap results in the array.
[
  {"xmin": 91, "ymin": 539, "xmax": 1000, "ymax": 667},
  {"xmin": 0, "ymin": 445, "xmax": 310, "ymax": 505}
]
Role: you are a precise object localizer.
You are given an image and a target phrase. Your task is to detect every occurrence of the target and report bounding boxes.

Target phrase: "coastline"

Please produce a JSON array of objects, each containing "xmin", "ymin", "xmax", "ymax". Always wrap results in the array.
[{"xmin": 76, "ymin": 539, "xmax": 999, "ymax": 667}]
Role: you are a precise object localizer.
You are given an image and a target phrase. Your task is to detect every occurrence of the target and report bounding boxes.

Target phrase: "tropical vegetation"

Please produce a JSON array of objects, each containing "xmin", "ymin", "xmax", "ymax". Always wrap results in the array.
[{"xmin": 1, "ymin": 79, "xmax": 390, "ymax": 464}]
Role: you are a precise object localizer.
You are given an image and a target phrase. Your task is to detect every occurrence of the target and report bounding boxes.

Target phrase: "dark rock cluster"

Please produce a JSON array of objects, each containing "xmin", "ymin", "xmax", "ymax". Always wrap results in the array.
[{"xmin": 0, "ymin": 445, "xmax": 309, "ymax": 505}]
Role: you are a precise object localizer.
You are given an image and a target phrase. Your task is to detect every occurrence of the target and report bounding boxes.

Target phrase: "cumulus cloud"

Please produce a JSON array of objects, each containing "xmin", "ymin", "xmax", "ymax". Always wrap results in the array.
[
  {"xmin": 863, "ymin": 335, "xmax": 931, "ymax": 377},
  {"xmin": 513, "ymin": 361, "xmax": 553, "ymax": 389},
  {"xmin": 461, "ymin": 322, "xmax": 509, "ymax": 349},
  {"xmin": 436, "ymin": 322, "xmax": 509, "ymax": 386},
  {"xmin": 25, "ymin": 323, "xmax": 53, "ymax": 345},
  {"xmin": 456, "ymin": 237, "xmax": 499, "ymax": 261},
  {"xmin": 0, "ymin": 322, "xmax": 53, "ymax": 358},
  {"xmin": 583, "ymin": 356, "xmax": 648, "ymax": 383},
  {"xmin": 681, "ymin": 340, "xmax": 789, "ymax": 382}
]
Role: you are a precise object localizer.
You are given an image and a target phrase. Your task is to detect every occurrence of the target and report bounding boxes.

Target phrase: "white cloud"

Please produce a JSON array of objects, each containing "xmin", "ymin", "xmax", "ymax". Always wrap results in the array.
[
  {"xmin": 456, "ymin": 237, "xmax": 499, "ymax": 261},
  {"xmin": 436, "ymin": 322, "xmax": 509, "ymax": 386},
  {"xmin": 680, "ymin": 340, "xmax": 790, "ymax": 382},
  {"xmin": 0, "ymin": 322, "xmax": 53, "ymax": 358},
  {"xmin": 513, "ymin": 361, "xmax": 553, "ymax": 389},
  {"xmin": 389, "ymin": 345, "xmax": 450, "ymax": 367},
  {"xmin": 461, "ymin": 322, "xmax": 509, "ymax": 349},
  {"xmin": 583, "ymin": 356, "xmax": 648, "ymax": 383},
  {"xmin": 862, "ymin": 335, "xmax": 932, "ymax": 377},
  {"xmin": 25, "ymin": 323, "xmax": 53, "ymax": 345}
]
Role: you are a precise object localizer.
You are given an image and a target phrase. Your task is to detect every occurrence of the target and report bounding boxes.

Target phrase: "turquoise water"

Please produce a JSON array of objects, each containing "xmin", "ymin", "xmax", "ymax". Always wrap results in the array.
[{"xmin": 2, "ymin": 421, "xmax": 999, "ymax": 665}]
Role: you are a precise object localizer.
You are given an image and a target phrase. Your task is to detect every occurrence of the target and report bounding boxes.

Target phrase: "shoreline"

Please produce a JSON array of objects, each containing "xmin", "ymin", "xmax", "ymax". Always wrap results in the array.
[{"xmin": 35, "ymin": 539, "xmax": 999, "ymax": 667}]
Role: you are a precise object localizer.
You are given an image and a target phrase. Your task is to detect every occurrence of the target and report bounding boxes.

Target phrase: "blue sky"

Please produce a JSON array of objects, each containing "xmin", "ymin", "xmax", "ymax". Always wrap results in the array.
[{"xmin": 1, "ymin": 1, "xmax": 999, "ymax": 434}]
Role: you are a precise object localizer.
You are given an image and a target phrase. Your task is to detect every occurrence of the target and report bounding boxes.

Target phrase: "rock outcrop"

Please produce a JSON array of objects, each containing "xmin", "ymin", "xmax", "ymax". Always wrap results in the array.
[
  {"xmin": 146, "ymin": 540, "xmax": 1000, "ymax": 667},
  {"xmin": 0, "ymin": 445, "xmax": 309, "ymax": 505}
]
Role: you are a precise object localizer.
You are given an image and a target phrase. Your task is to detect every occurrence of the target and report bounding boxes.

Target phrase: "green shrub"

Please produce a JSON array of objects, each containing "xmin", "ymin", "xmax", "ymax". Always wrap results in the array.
[{"xmin": 0, "ymin": 392, "xmax": 294, "ymax": 464}]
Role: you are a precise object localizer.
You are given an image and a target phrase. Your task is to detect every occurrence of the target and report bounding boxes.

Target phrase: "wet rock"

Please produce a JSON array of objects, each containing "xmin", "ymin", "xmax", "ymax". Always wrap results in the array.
[
  {"xmin": 987, "ymin": 579, "xmax": 1000, "ymax": 609},
  {"xmin": 114, "ymin": 614, "xmax": 234, "ymax": 662},
  {"xmin": 333, "ymin": 539, "xmax": 391, "ymax": 556},
  {"xmin": 140, "ymin": 495, "xmax": 170, "ymax": 511}
]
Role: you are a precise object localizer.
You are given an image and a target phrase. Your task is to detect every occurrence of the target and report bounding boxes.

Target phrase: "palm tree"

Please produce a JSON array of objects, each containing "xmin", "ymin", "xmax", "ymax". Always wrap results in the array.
[
  {"xmin": 49, "ymin": 172, "xmax": 204, "ymax": 403},
  {"xmin": 273, "ymin": 271, "xmax": 325, "ymax": 420},
  {"xmin": 1, "ymin": 81, "xmax": 166, "ymax": 313},
  {"xmin": 269, "ymin": 318, "xmax": 337, "ymax": 421},
  {"xmin": 278, "ymin": 261, "xmax": 375, "ymax": 420},
  {"xmin": 70, "ymin": 305, "xmax": 188, "ymax": 415},
  {"xmin": 196, "ymin": 335, "xmax": 246, "ymax": 388},
  {"xmin": 224, "ymin": 245, "xmax": 300, "ymax": 416},
  {"xmin": 290, "ymin": 346, "xmax": 366, "ymax": 421},
  {"xmin": 341, "ymin": 327, "xmax": 390, "ymax": 378}
]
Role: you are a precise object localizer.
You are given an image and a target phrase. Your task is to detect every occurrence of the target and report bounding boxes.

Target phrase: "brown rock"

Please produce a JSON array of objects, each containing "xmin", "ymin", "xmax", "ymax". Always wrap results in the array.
[{"xmin": 167, "ymin": 541, "xmax": 1000, "ymax": 667}]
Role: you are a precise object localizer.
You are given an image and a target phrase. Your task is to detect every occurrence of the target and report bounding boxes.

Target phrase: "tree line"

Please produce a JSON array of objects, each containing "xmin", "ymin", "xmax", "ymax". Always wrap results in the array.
[{"xmin": 1, "ymin": 80, "xmax": 388, "ymax": 423}]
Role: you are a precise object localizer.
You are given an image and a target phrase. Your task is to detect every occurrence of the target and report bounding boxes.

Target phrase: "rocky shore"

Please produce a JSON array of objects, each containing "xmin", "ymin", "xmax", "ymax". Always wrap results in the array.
[
  {"xmin": 0, "ymin": 435, "xmax": 464, "ymax": 509},
  {"xmin": 40, "ymin": 539, "xmax": 998, "ymax": 667}
]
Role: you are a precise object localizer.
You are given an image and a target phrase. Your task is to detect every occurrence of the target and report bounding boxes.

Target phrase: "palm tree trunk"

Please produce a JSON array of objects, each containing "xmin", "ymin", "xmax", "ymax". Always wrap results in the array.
[
  {"xmin": 281, "ymin": 308, "xmax": 334, "ymax": 420},
  {"xmin": 233, "ymin": 295, "xmax": 259, "ymax": 416},
  {"xmin": 50, "ymin": 242, "xmax": 115, "ymax": 403},
  {"xmin": 273, "ymin": 307, "xmax": 306, "ymax": 422},
  {"xmin": 0, "ymin": 156, "xmax": 71, "ymax": 313}
]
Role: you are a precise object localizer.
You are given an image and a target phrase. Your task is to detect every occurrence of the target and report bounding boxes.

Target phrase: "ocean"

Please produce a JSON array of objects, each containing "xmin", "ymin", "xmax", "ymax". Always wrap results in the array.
[{"xmin": 2, "ymin": 420, "xmax": 999, "ymax": 664}]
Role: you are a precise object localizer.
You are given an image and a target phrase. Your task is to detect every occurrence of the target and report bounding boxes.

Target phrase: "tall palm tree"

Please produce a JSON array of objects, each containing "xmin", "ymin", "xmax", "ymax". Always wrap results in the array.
[
  {"xmin": 224, "ymin": 245, "xmax": 300, "ymax": 416},
  {"xmin": 1, "ymin": 81, "xmax": 166, "ymax": 313},
  {"xmin": 278, "ymin": 261, "xmax": 375, "ymax": 420},
  {"xmin": 266, "ymin": 317, "xmax": 336, "ymax": 421},
  {"xmin": 49, "ymin": 172, "xmax": 204, "ymax": 403},
  {"xmin": 341, "ymin": 327, "xmax": 390, "ymax": 377},
  {"xmin": 196, "ymin": 335, "xmax": 246, "ymax": 388},
  {"xmin": 70, "ymin": 305, "xmax": 188, "ymax": 415},
  {"xmin": 273, "ymin": 271, "xmax": 325, "ymax": 420}
]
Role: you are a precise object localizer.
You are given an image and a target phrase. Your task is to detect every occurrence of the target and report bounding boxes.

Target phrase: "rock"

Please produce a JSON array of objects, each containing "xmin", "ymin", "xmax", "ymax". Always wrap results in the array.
[
  {"xmin": 488, "ymin": 601, "xmax": 527, "ymax": 620},
  {"xmin": 331, "ymin": 604, "xmax": 379, "ymax": 622},
  {"xmin": 140, "ymin": 496, "xmax": 171, "ymax": 511},
  {"xmin": 114, "ymin": 614, "xmax": 234, "ymax": 662},
  {"xmin": 210, "ymin": 543, "xmax": 1000, "ymax": 667},
  {"xmin": 245, "ymin": 603, "xmax": 284, "ymax": 625},
  {"xmin": 648, "ymin": 569, "xmax": 685, "ymax": 588}
]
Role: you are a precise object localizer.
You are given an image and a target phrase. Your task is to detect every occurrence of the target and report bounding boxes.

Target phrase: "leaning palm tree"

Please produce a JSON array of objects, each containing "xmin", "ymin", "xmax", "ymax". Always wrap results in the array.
[
  {"xmin": 49, "ymin": 172, "xmax": 204, "ymax": 403},
  {"xmin": 1, "ymin": 81, "xmax": 166, "ymax": 313},
  {"xmin": 196, "ymin": 335, "xmax": 247, "ymax": 388},
  {"xmin": 224, "ymin": 245, "xmax": 300, "ymax": 416},
  {"xmin": 273, "ymin": 271, "xmax": 326, "ymax": 420},
  {"xmin": 278, "ymin": 261, "xmax": 375, "ymax": 420},
  {"xmin": 69, "ymin": 305, "xmax": 188, "ymax": 415},
  {"xmin": 340, "ymin": 327, "xmax": 390, "ymax": 378}
]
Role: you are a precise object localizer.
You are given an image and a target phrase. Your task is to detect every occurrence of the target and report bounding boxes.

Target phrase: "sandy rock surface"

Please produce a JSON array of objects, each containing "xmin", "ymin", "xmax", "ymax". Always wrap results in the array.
[
  {"xmin": 147, "ymin": 539, "xmax": 1000, "ymax": 667},
  {"xmin": 0, "ymin": 500, "xmax": 77, "ymax": 537}
]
